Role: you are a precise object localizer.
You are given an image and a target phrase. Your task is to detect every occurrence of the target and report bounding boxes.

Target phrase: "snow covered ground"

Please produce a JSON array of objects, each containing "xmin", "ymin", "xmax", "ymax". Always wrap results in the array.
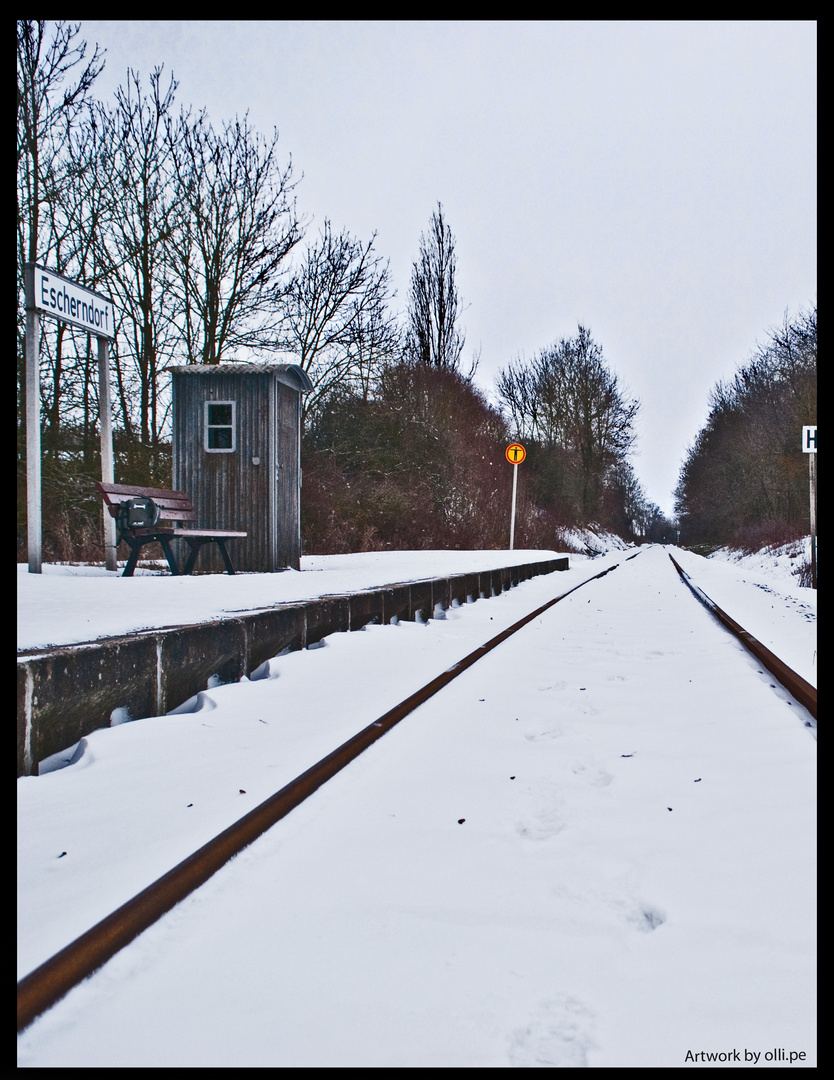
[
  {"xmin": 17, "ymin": 548, "xmax": 567, "ymax": 652},
  {"xmin": 705, "ymin": 536, "xmax": 813, "ymax": 587},
  {"xmin": 17, "ymin": 543, "xmax": 816, "ymax": 1067}
]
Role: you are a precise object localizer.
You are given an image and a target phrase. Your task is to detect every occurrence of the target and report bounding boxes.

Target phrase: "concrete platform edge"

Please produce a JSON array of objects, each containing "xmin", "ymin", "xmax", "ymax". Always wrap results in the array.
[{"xmin": 17, "ymin": 558, "xmax": 569, "ymax": 776}]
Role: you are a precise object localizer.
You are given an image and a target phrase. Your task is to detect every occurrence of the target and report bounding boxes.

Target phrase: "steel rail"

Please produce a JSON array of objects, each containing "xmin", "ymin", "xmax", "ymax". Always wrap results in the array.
[
  {"xmin": 668, "ymin": 552, "xmax": 816, "ymax": 720},
  {"xmin": 17, "ymin": 559, "xmax": 623, "ymax": 1034}
]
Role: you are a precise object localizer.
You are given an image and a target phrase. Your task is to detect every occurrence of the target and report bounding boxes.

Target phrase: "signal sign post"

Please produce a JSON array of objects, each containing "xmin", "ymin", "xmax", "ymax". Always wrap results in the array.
[
  {"xmin": 24, "ymin": 265, "xmax": 117, "ymax": 573},
  {"xmin": 505, "ymin": 443, "xmax": 527, "ymax": 550},
  {"xmin": 802, "ymin": 426, "xmax": 817, "ymax": 588}
]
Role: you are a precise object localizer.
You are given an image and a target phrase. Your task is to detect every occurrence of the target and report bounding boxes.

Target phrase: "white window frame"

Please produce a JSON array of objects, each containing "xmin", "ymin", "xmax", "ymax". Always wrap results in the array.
[{"xmin": 204, "ymin": 400, "xmax": 236, "ymax": 453}]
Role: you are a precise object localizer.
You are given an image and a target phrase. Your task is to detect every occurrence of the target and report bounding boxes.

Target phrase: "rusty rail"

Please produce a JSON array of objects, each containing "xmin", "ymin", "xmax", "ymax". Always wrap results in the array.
[
  {"xmin": 18, "ymin": 559, "xmax": 622, "ymax": 1033},
  {"xmin": 668, "ymin": 552, "xmax": 816, "ymax": 720},
  {"xmin": 20, "ymin": 550, "xmax": 816, "ymax": 1033}
]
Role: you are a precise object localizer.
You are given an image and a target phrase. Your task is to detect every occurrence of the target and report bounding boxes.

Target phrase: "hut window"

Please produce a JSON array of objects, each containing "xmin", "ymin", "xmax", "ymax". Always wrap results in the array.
[{"xmin": 205, "ymin": 401, "xmax": 236, "ymax": 452}]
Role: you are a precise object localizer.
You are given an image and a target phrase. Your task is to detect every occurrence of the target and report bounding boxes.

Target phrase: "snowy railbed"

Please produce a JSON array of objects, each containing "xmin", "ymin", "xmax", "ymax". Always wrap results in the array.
[{"xmin": 17, "ymin": 544, "xmax": 816, "ymax": 1066}]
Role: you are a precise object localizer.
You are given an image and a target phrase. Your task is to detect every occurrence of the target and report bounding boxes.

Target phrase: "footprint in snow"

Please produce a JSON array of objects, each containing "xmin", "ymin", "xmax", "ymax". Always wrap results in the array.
[
  {"xmin": 571, "ymin": 760, "xmax": 613, "ymax": 787},
  {"xmin": 508, "ymin": 996, "xmax": 597, "ymax": 1067},
  {"xmin": 515, "ymin": 792, "xmax": 566, "ymax": 841},
  {"xmin": 627, "ymin": 902, "xmax": 666, "ymax": 932}
]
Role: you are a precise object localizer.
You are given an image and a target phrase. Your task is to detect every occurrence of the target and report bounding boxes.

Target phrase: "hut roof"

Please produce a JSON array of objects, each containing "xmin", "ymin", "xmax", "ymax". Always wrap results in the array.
[{"xmin": 169, "ymin": 363, "xmax": 313, "ymax": 393}]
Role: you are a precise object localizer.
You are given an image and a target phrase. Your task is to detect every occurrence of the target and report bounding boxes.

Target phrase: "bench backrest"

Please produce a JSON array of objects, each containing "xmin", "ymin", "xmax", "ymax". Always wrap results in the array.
[{"xmin": 95, "ymin": 482, "xmax": 196, "ymax": 523}]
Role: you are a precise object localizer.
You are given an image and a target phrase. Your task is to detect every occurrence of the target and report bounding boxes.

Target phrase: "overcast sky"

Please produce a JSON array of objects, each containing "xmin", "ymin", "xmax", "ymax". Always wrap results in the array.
[{"xmin": 78, "ymin": 20, "xmax": 816, "ymax": 517}]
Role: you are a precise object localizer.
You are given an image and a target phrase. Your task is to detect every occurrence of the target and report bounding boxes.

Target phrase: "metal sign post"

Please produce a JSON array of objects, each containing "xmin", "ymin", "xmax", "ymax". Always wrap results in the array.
[
  {"xmin": 25, "ymin": 305, "xmax": 42, "ymax": 574},
  {"xmin": 98, "ymin": 336, "xmax": 116, "ymax": 570},
  {"xmin": 24, "ymin": 265, "xmax": 117, "ymax": 572},
  {"xmin": 802, "ymin": 426, "xmax": 817, "ymax": 588},
  {"xmin": 505, "ymin": 443, "xmax": 527, "ymax": 550}
]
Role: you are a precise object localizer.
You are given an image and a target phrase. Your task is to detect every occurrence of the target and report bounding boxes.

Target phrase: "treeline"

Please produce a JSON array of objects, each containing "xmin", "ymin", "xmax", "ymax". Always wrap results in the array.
[
  {"xmin": 18, "ymin": 21, "xmax": 665, "ymax": 562},
  {"xmin": 17, "ymin": 21, "xmax": 401, "ymax": 558},
  {"xmin": 674, "ymin": 306, "xmax": 817, "ymax": 550},
  {"xmin": 494, "ymin": 326, "xmax": 669, "ymax": 541},
  {"xmin": 18, "ymin": 23, "xmax": 398, "ymax": 459},
  {"xmin": 302, "ymin": 325, "xmax": 671, "ymax": 553}
]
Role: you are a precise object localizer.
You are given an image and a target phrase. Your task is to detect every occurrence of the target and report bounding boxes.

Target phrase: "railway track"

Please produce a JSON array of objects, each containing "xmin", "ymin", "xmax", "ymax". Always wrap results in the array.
[
  {"xmin": 667, "ymin": 553, "xmax": 816, "ymax": 718},
  {"xmin": 17, "ymin": 547, "xmax": 816, "ymax": 1036}
]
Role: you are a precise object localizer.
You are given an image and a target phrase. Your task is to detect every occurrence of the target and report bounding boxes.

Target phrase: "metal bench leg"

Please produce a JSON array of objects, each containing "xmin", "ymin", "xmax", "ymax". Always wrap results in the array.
[
  {"xmin": 122, "ymin": 538, "xmax": 143, "ymax": 577},
  {"xmin": 180, "ymin": 538, "xmax": 236, "ymax": 575},
  {"xmin": 159, "ymin": 537, "xmax": 181, "ymax": 575},
  {"xmin": 216, "ymin": 540, "xmax": 236, "ymax": 575},
  {"xmin": 124, "ymin": 536, "xmax": 179, "ymax": 576},
  {"xmin": 181, "ymin": 540, "xmax": 202, "ymax": 576}
]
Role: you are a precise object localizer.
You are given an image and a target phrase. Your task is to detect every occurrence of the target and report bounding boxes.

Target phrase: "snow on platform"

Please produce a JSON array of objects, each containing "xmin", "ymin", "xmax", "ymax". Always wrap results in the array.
[{"xmin": 17, "ymin": 549, "xmax": 567, "ymax": 652}]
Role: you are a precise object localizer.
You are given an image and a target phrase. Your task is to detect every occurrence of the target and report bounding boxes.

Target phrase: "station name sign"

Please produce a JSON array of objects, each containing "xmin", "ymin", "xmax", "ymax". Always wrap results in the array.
[{"xmin": 25, "ymin": 263, "xmax": 116, "ymax": 340}]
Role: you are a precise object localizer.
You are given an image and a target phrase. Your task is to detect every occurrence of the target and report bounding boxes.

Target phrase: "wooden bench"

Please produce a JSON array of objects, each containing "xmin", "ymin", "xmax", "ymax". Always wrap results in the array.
[{"xmin": 95, "ymin": 482, "xmax": 247, "ymax": 577}]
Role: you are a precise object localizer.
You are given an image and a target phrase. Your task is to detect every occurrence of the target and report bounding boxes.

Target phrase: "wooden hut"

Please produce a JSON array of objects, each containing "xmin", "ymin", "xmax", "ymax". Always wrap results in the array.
[{"xmin": 170, "ymin": 363, "xmax": 312, "ymax": 572}]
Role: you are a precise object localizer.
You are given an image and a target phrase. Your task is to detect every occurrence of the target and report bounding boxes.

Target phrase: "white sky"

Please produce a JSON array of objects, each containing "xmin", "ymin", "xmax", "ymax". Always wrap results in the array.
[{"xmin": 77, "ymin": 20, "xmax": 817, "ymax": 517}]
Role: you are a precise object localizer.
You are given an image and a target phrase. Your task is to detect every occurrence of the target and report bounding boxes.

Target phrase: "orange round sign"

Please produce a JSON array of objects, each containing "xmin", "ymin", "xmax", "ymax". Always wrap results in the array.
[{"xmin": 505, "ymin": 443, "xmax": 526, "ymax": 465}]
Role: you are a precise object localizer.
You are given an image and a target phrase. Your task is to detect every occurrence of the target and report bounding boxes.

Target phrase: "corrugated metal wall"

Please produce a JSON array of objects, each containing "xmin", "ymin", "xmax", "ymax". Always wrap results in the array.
[
  {"xmin": 172, "ymin": 365, "xmax": 305, "ymax": 572},
  {"xmin": 276, "ymin": 380, "xmax": 301, "ymax": 569}
]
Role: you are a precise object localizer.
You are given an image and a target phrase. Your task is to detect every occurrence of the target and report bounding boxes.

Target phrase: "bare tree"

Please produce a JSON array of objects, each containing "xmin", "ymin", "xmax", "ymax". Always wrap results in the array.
[
  {"xmin": 169, "ymin": 111, "xmax": 301, "ymax": 365},
  {"xmin": 17, "ymin": 21, "xmax": 104, "ymax": 266},
  {"xmin": 405, "ymin": 202, "xmax": 467, "ymax": 372},
  {"xmin": 495, "ymin": 356, "xmax": 541, "ymax": 443},
  {"xmin": 281, "ymin": 219, "xmax": 398, "ymax": 415},
  {"xmin": 90, "ymin": 68, "xmax": 180, "ymax": 448},
  {"xmin": 57, "ymin": 102, "xmax": 122, "ymax": 460},
  {"xmin": 36, "ymin": 112, "xmax": 107, "ymax": 458},
  {"xmin": 343, "ymin": 300, "xmax": 402, "ymax": 403},
  {"xmin": 17, "ymin": 20, "xmax": 104, "ymax": 442},
  {"xmin": 675, "ymin": 305, "xmax": 816, "ymax": 547},
  {"xmin": 496, "ymin": 326, "xmax": 640, "ymax": 521}
]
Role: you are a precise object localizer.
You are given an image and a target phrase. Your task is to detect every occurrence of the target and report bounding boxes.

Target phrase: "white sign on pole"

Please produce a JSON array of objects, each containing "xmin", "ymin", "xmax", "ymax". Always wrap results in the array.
[
  {"xmin": 24, "ymin": 264, "xmax": 118, "ymax": 572},
  {"xmin": 802, "ymin": 426, "xmax": 817, "ymax": 589},
  {"xmin": 27, "ymin": 264, "xmax": 116, "ymax": 339}
]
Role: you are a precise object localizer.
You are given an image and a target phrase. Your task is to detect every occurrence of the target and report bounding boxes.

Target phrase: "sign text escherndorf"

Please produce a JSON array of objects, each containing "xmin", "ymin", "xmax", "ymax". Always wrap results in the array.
[{"xmin": 25, "ymin": 264, "xmax": 115, "ymax": 340}]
